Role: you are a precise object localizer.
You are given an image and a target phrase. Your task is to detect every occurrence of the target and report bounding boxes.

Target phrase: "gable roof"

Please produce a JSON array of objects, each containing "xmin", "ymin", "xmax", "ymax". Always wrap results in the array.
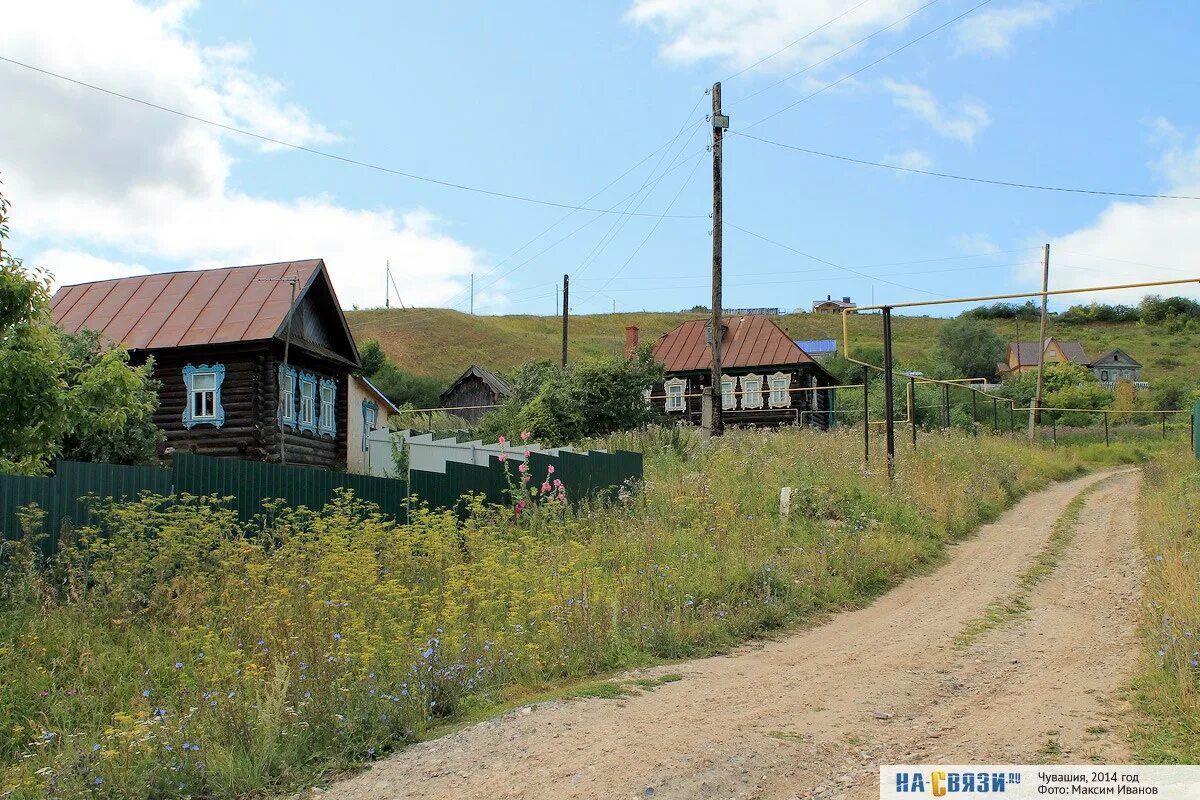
[
  {"xmin": 354, "ymin": 375, "xmax": 403, "ymax": 416},
  {"xmin": 49, "ymin": 259, "xmax": 360, "ymax": 368},
  {"xmin": 1007, "ymin": 338, "xmax": 1088, "ymax": 367},
  {"xmin": 1089, "ymin": 348, "xmax": 1141, "ymax": 368},
  {"xmin": 440, "ymin": 365, "xmax": 513, "ymax": 402},
  {"xmin": 654, "ymin": 316, "xmax": 830, "ymax": 376}
]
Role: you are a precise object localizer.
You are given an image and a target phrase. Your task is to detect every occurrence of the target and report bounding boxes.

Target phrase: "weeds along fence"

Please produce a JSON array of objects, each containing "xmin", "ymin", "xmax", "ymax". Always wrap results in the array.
[{"xmin": 1, "ymin": 447, "xmax": 642, "ymax": 556}]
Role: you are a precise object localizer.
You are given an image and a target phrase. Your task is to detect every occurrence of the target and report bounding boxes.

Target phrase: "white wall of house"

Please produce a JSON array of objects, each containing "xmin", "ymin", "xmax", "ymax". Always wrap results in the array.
[
  {"xmin": 363, "ymin": 429, "xmax": 579, "ymax": 478},
  {"xmin": 347, "ymin": 377, "xmax": 394, "ymax": 475}
]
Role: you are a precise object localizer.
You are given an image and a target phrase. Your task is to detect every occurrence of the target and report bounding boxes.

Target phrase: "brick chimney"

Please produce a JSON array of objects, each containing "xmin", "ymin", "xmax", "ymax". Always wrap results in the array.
[{"xmin": 624, "ymin": 325, "xmax": 640, "ymax": 359}]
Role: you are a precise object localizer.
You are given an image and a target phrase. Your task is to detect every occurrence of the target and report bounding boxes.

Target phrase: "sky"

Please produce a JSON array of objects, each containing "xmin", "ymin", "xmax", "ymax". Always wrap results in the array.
[{"xmin": 3, "ymin": 0, "xmax": 1200, "ymax": 318}]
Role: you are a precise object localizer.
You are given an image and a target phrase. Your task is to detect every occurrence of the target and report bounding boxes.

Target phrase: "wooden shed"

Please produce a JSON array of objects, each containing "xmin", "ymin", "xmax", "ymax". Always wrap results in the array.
[
  {"xmin": 440, "ymin": 366, "xmax": 512, "ymax": 424},
  {"xmin": 50, "ymin": 259, "xmax": 361, "ymax": 469}
]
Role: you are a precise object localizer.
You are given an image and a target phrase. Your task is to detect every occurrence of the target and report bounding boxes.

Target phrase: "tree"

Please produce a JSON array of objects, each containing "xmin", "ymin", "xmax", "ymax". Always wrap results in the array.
[
  {"xmin": 476, "ymin": 347, "xmax": 666, "ymax": 446},
  {"xmin": 934, "ymin": 316, "xmax": 1006, "ymax": 378},
  {"xmin": 0, "ymin": 184, "xmax": 163, "ymax": 473},
  {"xmin": 358, "ymin": 337, "xmax": 388, "ymax": 376}
]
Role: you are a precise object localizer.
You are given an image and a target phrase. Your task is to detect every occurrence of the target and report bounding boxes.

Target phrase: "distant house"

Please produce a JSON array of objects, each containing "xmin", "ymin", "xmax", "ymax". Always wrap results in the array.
[
  {"xmin": 1089, "ymin": 349, "xmax": 1144, "ymax": 388},
  {"xmin": 50, "ymin": 260, "xmax": 361, "ymax": 469},
  {"xmin": 440, "ymin": 366, "xmax": 513, "ymax": 424},
  {"xmin": 347, "ymin": 374, "xmax": 401, "ymax": 475},
  {"xmin": 635, "ymin": 317, "xmax": 838, "ymax": 430},
  {"xmin": 812, "ymin": 295, "xmax": 856, "ymax": 314},
  {"xmin": 998, "ymin": 338, "xmax": 1089, "ymax": 378},
  {"xmin": 794, "ymin": 339, "xmax": 837, "ymax": 360}
]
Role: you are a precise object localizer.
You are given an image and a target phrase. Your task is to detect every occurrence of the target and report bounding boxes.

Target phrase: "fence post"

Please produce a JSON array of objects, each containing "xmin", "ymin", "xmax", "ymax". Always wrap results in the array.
[
  {"xmin": 862, "ymin": 366, "xmax": 870, "ymax": 463},
  {"xmin": 1104, "ymin": 413, "xmax": 1110, "ymax": 447},
  {"xmin": 1052, "ymin": 415, "xmax": 1056, "ymax": 443},
  {"xmin": 1163, "ymin": 411, "xmax": 1167, "ymax": 439},
  {"xmin": 910, "ymin": 376, "xmax": 917, "ymax": 448},
  {"xmin": 972, "ymin": 390, "xmax": 978, "ymax": 437},
  {"xmin": 993, "ymin": 398, "xmax": 998, "ymax": 431},
  {"xmin": 1009, "ymin": 402, "xmax": 1015, "ymax": 435},
  {"xmin": 942, "ymin": 384, "xmax": 950, "ymax": 429}
]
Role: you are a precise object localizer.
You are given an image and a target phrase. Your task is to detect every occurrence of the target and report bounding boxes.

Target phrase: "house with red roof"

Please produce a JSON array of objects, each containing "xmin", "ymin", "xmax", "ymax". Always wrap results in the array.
[
  {"xmin": 50, "ymin": 260, "xmax": 365, "ymax": 469},
  {"xmin": 630, "ymin": 316, "xmax": 838, "ymax": 430}
]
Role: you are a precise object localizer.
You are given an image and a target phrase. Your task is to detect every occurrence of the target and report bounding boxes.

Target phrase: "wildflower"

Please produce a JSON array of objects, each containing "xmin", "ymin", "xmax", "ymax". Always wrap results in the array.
[
  {"xmin": 94, "ymin": 777, "xmax": 103, "ymax": 786},
  {"xmin": 520, "ymin": 431, "xmax": 531, "ymax": 442},
  {"xmin": 515, "ymin": 500, "xmax": 526, "ymax": 515},
  {"xmin": 174, "ymin": 662, "xmax": 183, "ymax": 669},
  {"xmin": 553, "ymin": 479, "xmax": 563, "ymax": 488},
  {"xmin": 142, "ymin": 689, "xmax": 151, "ymax": 698},
  {"xmin": 498, "ymin": 452, "xmax": 508, "ymax": 462},
  {"xmin": 547, "ymin": 465, "xmax": 555, "ymax": 475},
  {"xmin": 333, "ymin": 632, "xmax": 343, "ymax": 641},
  {"xmin": 541, "ymin": 481, "xmax": 552, "ymax": 493},
  {"xmin": 498, "ymin": 435, "xmax": 507, "ymax": 445},
  {"xmin": 368, "ymin": 747, "xmax": 376, "ymax": 756},
  {"xmin": 1156, "ymin": 554, "xmax": 1164, "ymax": 562},
  {"xmin": 518, "ymin": 463, "xmax": 528, "ymax": 473},
  {"xmin": 92, "ymin": 744, "xmax": 101, "ymax": 752}
]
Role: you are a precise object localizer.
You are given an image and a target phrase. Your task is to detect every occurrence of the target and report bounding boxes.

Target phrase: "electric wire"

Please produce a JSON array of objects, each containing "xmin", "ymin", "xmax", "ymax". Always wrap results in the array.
[
  {"xmin": 0, "ymin": 54, "xmax": 708, "ymax": 219},
  {"xmin": 729, "ymin": 131, "xmax": 1200, "ymax": 201}
]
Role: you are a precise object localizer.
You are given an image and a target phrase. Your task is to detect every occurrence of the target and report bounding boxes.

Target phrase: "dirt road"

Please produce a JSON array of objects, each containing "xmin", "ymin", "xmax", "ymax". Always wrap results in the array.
[{"xmin": 327, "ymin": 469, "xmax": 1143, "ymax": 800}]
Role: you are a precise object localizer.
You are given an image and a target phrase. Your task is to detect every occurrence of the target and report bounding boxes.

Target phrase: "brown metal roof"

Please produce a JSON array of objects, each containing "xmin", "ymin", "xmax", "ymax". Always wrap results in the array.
[
  {"xmin": 50, "ymin": 260, "xmax": 324, "ymax": 350},
  {"xmin": 653, "ymin": 316, "xmax": 821, "ymax": 373},
  {"xmin": 1008, "ymin": 338, "xmax": 1088, "ymax": 367}
]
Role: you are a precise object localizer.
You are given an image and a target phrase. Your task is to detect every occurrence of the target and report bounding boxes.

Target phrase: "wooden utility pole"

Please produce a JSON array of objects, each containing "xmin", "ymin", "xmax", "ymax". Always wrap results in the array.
[
  {"xmin": 385, "ymin": 261, "xmax": 390, "ymax": 308},
  {"xmin": 1029, "ymin": 243, "xmax": 1051, "ymax": 439},
  {"xmin": 709, "ymin": 81, "xmax": 729, "ymax": 437},
  {"xmin": 561, "ymin": 273, "xmax": 569, "ymax": 368}
]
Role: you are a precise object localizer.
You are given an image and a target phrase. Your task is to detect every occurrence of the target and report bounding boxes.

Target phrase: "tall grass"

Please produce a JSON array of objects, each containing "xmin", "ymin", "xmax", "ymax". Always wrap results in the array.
[
  {"xmin": 1, "ymin": 427, "xmax": 1084, "ymax": 798},
  {"xmin": 1135, "ymin": 449, "xmax": 1200, "ymax": 762}
]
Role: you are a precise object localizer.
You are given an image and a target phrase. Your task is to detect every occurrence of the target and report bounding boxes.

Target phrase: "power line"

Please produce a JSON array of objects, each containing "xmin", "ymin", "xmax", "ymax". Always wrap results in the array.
[
  {"xmin": 730, "ymin": 131, "xmax": 1200, "ymax": 201},
  {"xmin": 721, "ymin": 0, "xmax": 877, "ymax": 84},
  {"xmin": 0, "ymin": 54, "xmax": 708, "ymax": 220},
  {"xmin": 744, "ymin": 0, "xmax": 992, "ymax": 130},
  {"xmin": 732, "ymin": 0, "xmax": 942, "ymax": 106},
  {"xmin": 727, "ymin": 222, "xmax": 942, "ymax": 297}
]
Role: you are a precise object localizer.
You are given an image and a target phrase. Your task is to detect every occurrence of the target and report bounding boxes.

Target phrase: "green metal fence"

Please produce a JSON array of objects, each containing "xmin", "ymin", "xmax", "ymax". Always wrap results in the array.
[{"xmin": 2, "ymin": 446, "xmax": 643, "ymax": 555}]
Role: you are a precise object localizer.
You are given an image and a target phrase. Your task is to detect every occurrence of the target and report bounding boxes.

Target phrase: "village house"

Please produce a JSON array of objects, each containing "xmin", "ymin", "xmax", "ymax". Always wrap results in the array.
[
  {"xmin": 997, "ymin": 337, "xmax": 1089, "ymax": 377},
  {"xmin": 634, "ymin": 318, "xmax": 838, "ymax": 430},
  {"xmin": 50, "ymin": 259, "xmax": 364, "ymax": 469},
  {"xmin": 346, "ymin": 374, "xmax": 401, "ymax": 474},
  {"xmin": 440, "ymin": 365, "xmax": 513, "ymax": 424},
  {"xmin": 1088, "ymin": 348, "xmax": 1144, "ymax": 388},
  {"xmin": 811, "ymin": 295, "xmax": 857, "ymax": 314}
]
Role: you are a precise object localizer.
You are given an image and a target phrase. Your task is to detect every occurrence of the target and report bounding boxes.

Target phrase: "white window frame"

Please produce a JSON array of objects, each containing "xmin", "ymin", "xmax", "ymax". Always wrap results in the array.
[
  {"xmin": 664, "ymin": 378, "xmax": 687, "ymax": 412},
  {"xmin": 721, "ymin": 376, "xmax": 736, "ymax": 410},
  {"xmin": 767, "ymin": 372, "xmax": 791, "ymax": 408},
  {"xmin": 740, "ymin": 373, "xmax": 763, "ymax": 409},
  {"xmin": 318, "ymin": 378, "xmax": 336, "ymax": 438},
  {"xmin": 298, "ymin": 372, "xmax": 317, "ymax": 432}
]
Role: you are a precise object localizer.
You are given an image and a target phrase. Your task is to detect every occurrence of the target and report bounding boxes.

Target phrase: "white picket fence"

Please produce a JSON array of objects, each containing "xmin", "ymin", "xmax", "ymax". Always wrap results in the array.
[{"xmin": 364, "ymin": 429, "xmax": 579, "ymax": 478}]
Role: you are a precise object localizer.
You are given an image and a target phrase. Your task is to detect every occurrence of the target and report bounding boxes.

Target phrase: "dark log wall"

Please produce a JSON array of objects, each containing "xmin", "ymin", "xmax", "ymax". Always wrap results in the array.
[
  {"xmin": 136, "ymin": 343, "xmax": 350, "ymax": 469},
  {"xmin": 139, "ymin": 345, "xmax": 271, "ymax": 460},
  {"xmin": 262, "ymin": 349, "xmax": 349, "ymax": 469},
  {"xmin": 441, "ymin": 377, "xmax": 502, "ymax": 424}
]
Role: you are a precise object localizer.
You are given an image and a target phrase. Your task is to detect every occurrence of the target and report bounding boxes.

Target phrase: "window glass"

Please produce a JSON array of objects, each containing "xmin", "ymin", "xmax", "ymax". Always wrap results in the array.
[
  {"xmin": 721, "ymin": 378, "xmax": 735, "ymax": 410},
  {"xmin": 300, "ymin": 380, "xmax": 315, "ymax": 424}
]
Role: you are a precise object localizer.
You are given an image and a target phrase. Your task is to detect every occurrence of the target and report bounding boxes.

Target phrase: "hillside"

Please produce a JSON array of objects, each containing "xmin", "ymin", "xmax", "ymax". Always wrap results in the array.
[{"xmin": 345, "ymin": 307, "xmax": 1199, "ymax": 387}]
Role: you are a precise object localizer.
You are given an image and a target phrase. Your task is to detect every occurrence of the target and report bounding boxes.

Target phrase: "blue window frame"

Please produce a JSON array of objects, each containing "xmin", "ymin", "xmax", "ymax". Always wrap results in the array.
[
  {"xmin": 182, "ymin": 364, "xmax": 225, "ymax": 429},
  {"xmin": 362, "ymin": 400, "xmax": 378, "ymax": 452},
  {"xmin": 318, "ymin": 377, "xmax": 337, "ymax": 438},
  {"xmin": 297, "ymin": 371, "xmax": 318, "ymax": 434},
  {"xmin": 278, "ymin": 365, "xmax": 298, "ymax": 429}
]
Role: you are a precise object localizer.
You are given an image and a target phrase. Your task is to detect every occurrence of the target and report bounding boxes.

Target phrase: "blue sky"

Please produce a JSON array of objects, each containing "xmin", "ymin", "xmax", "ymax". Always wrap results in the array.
[{"xmin": 4, "ymin": 0, "xmax": 1200, "ymax": 317}]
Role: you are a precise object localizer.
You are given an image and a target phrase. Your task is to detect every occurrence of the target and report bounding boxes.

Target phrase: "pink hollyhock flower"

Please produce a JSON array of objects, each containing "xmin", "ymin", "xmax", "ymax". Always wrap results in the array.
[
  {"xmin": 498, "ymin": 452, "xmax": 507, "ymax": 462},
  {"xmin": 546, "ymin": 465, "xmax": 555, "ymax": 475},
  {"xmin": 497, "ymin": 435, "xmax": 507, "ymax": 445},
  {"xmin": 520, "ymin": 431, "xmax": 531, "ymax": 442},
  {"xmin": 514, "ymin": 500, "xmax": 526, "ymax": 514},
  {"xmin": 541, "ymin": 481, "xmax": 552, "ymax": 493},
  {"xmin": 524, "ymin": 449, "xmax": 531, "ymax": 458},
  {"xmin": 553, "ymin": 478, "xmax": 563, "ymax": 488},
  {"xmin": 518, "ymin": 463, "xmax": 528, "ymax": 473}
]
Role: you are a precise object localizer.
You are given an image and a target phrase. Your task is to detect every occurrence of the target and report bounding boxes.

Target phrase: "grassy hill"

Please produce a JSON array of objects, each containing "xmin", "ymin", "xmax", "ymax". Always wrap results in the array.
[{"xmin": 346, "ymin": 306, "xmax": 1199, "ymax": 388}]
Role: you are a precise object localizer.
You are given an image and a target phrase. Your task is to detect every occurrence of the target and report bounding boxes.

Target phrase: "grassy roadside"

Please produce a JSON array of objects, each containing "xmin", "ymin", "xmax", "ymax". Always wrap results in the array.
[
  {"xmin": 0, "ymin": 428, "xmax": 1123, "ymax": 798},
  {"xmin": 1134, "ymin": 448, "xmax": 1200, "ymax": 762}
]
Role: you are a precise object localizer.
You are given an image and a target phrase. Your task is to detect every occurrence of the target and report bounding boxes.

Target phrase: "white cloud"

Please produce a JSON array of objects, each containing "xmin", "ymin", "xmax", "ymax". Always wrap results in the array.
[
  {"xmin": 0, "ymin": 0, "xmax": 485, "ymax": 309},
  {"xmin": 625, "ymin": 0, "xmax": 930, "ymax": 71},
  {"xmin": 957, "ymin": 233, "xmax": 1002, "ymax": 257},
  {"xmin": 1028, "ymin": 124, "xmax": 1200, "ymax": 305},
  {"xmin": 884, "ymin": 149, "xmax": 933, "ymax": 171},
  {"xmin": 882, "ymin": 80, "xmax": 990, "ymax": 144},
  {"xmin": 955, "ymin": 1, "xmax": 1065, "ymax": 55}
]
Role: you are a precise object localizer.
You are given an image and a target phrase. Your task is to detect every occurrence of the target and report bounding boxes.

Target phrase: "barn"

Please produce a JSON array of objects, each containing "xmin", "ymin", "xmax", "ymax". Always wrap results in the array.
[
  {"xmin": 50, "ymin": 259, "xmax": 361, "ymax": 469},
  {"xmin": 439, "ymin": 366, "xmax": 513, "ymax": 424}
]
